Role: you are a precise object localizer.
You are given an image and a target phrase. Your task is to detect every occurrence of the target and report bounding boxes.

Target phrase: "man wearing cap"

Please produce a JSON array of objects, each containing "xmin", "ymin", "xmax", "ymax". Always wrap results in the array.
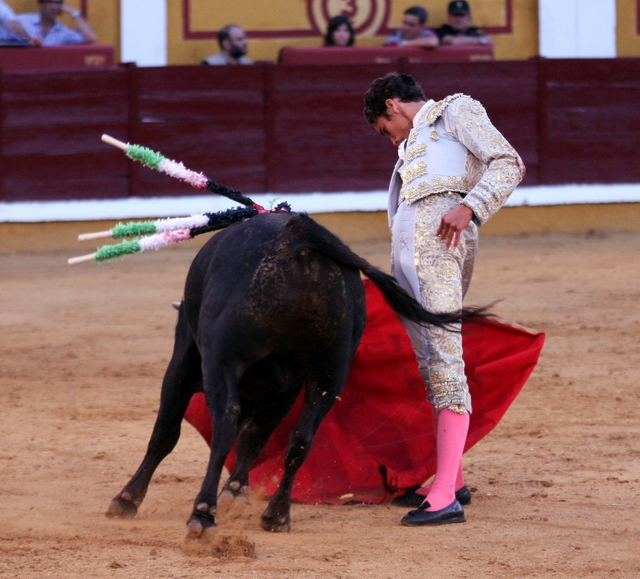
[
  {"xmin": 383, "ymin": 5, "xmax": 438, "ymax": 48},
  {"xmin": 436, "ymin": 0, "xmax": 493, "ymax": 46}
]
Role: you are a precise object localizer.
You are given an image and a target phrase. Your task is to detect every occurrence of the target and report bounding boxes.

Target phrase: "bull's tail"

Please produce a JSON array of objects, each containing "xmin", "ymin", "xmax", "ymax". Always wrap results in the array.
[
  {"xmin": 287, "ymin": 213, "xmax": 489, "ymax": 330},
  {"xmin": 356, "ymin": 261, "xmax": 490, "ymax": 330}
]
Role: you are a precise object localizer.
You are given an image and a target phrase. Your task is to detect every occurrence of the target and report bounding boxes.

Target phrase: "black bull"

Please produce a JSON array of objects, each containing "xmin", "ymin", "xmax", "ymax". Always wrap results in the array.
[{"xmin": 106, "ymin": 212, "xmax": 485, "ymax": 535}]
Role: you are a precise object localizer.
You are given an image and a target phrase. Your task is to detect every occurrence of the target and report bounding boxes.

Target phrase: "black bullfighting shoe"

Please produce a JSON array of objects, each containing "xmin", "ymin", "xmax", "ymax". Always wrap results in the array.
[
  {"xmin": 392, "ymin": 485, "xmax": 472, "ymax": 508},
  {"xmin": 455, "ymin": 485, "xmax": 472, "ymax": 506},
  {"xmin": 400, "ymin": 499, "xmax": 465, "ymax": 527}
]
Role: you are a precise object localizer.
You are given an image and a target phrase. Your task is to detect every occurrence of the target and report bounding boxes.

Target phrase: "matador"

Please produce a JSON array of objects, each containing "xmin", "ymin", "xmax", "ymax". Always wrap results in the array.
[{"xmin": 364, "ymin": 73, "xmax": 525, "ymax": 526}]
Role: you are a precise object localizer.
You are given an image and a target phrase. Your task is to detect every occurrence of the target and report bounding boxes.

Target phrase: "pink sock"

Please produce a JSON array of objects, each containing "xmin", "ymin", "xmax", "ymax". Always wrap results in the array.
[
  {"xmin": 416, "ymin": 409, "xmax": 465, "ymax": 498},
  {"xmin": 416, "ymin": 466, "xmax": 465, "ymax": 497},
  {"xmin": 424, "ymin": 408, "xmax": 469, "ymax": 511}
]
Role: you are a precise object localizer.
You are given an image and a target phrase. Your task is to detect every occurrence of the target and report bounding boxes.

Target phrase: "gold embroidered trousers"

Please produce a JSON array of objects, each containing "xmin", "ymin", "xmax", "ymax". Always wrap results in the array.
[{"xmin": 391, "ymin": 192, "xmax": 477, "ymax": 413}]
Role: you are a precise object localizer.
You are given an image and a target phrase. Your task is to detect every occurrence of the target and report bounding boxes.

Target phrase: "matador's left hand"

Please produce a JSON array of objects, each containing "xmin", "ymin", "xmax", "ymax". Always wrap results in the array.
[{"xmin": 437, "ymin": 204, "xmax": 474, "ymax": 249}]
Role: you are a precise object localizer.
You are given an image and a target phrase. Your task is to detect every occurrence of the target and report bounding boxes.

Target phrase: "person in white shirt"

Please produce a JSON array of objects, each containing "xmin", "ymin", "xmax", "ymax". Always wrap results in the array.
[
  {"xmin": 14, "ymin": 0, "xmax": 97, "ymax": 46},
  {"xmin": 0, "ymin": 0, "xmax": 33, "ymax": 43}
]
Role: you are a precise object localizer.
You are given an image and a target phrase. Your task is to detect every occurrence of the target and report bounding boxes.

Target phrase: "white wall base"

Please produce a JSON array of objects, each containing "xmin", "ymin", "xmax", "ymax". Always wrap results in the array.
[{"xmin": 2, "ymin": 184, "xmax": 640, "ymax": 223}]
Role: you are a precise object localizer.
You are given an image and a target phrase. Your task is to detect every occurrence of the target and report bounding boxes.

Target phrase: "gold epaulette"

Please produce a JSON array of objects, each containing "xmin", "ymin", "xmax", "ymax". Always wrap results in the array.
[{"xmin": 425, "ymin": 93, "xmax": 467, "ymax": 125}]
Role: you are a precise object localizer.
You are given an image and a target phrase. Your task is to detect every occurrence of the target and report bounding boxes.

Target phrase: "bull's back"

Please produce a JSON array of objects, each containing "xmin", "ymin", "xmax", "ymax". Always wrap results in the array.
[{"xmin": 184, "ymin": 213, "xmax": 365, "ymax": 350}]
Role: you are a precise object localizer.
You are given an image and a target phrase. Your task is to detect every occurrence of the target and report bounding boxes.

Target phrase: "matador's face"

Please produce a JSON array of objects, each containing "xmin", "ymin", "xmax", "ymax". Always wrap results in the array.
[{"xmin": 373, "ymin": 99, "xmax": 414, "ymax": 147}]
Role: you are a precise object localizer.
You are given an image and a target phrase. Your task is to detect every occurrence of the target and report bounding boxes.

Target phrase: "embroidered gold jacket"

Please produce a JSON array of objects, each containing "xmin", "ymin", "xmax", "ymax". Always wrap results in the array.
[{"xmin": 387, "ymin": 94, "xmax": 525, "ymax": 226}]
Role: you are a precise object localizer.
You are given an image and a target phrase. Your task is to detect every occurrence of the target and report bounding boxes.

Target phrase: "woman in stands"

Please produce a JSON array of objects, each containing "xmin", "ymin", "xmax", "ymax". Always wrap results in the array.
[{"xmin": 323, "ymin": 15, "xmax": 354, "ymax": 47}]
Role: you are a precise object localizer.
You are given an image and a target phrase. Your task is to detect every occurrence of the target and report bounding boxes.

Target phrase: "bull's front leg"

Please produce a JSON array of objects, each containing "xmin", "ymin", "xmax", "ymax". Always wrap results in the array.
[
  {"xmin": 185, "ymin": 452, "xmax": 227, "ymax": 539},
  {"xmin": 185, "ymin": 388, "xmax": 241, "ymax": 539},
  {"xmin": 106, "ymin": 323, "xmax": 200, "ymax": 520},
  {"xmin": 106, "ymin": 393, "xmax": 195, "ymax": 518},
  {"xmin": 105, "ymin": 405, "xmax": 186, "ymax": 519}
]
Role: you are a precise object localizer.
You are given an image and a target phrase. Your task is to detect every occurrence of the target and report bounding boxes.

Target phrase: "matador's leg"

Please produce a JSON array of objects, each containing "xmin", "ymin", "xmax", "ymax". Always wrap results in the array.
[
  {"xmin": 392, "ymin": 193, "xmax": 477, "ymax": 525},
  {"xmin": 392, "ymin": 194, "xmax": 477, "ymax": 409}
]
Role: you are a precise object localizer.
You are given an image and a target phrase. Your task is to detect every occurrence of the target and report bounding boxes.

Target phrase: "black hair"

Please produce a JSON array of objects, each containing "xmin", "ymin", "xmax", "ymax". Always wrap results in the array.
[
  {"xmin": 404, "ymin": 6, "xmax": 428, "ymax": 25},
  {"xmin": 217, "ymin": 25, "xmax": 239, "ymax": 50},
  {"xmin": 323, "ymin": 15, "xmax": 355, "ymax": 47},
  {"xmin": 363, "ymin": 73, "xmax": 426, "ymax": 124}
]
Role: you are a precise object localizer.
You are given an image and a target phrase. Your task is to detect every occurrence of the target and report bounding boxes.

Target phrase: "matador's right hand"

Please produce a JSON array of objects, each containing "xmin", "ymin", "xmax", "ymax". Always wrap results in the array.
[{"xmin": 437, "ymin": 204, "xmax": 474, "ymax": 249}]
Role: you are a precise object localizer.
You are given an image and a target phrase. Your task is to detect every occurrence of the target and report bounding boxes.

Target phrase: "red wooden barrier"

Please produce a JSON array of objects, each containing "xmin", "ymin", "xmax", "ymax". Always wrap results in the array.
[
  {"xmin": 266, "ymin": 63, "xmax": 395, "ymax": 193},
  {"xmin": 0, "ymin": 45, "xmax": 114, "ymax": 72},
  {"xmin": 278, "ymin": 45, "xmax": 493, "ymax": 65},
  {"xmin": 1, "ymin": 58, "xmax": 639, "ymax": 203},
  {"xmin": 0, "ymin": 67, "xmax": 128, "ymax": 201},
  {"xmin": 132, "ymin": 65, "xmax": 267, "ymax": 197},
  {"xmin": 538, "ymin": 58, "xmax": 640, "ymax": 185}
]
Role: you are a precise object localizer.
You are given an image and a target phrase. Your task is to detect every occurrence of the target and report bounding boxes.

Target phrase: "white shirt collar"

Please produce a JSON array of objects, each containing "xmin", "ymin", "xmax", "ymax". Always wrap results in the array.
[
  {"xmin": 398, "ymin": 100, "xmax": 435, "ymax": 160},
  {"xmin": 413, "ymin": 100, "xmax": 435, "ymax": 125}
]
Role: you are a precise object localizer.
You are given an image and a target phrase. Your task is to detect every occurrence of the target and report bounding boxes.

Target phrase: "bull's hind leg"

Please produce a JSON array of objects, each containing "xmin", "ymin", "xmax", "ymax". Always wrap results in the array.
[
  {"xmin": 220, "ymin": 383, "xmax": 303, "ymax": 505},
  {"xmin": 260, "ymin": 355, "xmax": 352, "ymax": 532},
  {"xmin": 106, "ymin": 315, "xmax": 201, "ymax": 519}
]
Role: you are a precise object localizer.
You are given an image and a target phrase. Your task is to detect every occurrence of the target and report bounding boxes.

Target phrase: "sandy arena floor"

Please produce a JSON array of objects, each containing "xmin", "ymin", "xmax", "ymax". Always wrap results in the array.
[{"xmin": 1, "ymin": 214, "xmax": 639, "ymax": 578}]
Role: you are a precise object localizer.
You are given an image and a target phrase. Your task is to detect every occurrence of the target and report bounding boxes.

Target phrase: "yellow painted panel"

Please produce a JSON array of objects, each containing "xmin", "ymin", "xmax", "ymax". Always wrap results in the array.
[
  {"xmin": 85, "ymin": 0, "xmax": 121, "ymax": 59},
  {"xmin": 189, "ymin": 0, "xmax": 311, "ymax": 31},
  {"xmin": 9, "ymin": 0, "xmax": 43, "ymax": 13},
  {"xmin": 617, "ymin": 0, "xmax": 640, "ymax": 56},
  {"xmin": 493, "ymin": 0, "xmax": 538, "ymax": 60}
]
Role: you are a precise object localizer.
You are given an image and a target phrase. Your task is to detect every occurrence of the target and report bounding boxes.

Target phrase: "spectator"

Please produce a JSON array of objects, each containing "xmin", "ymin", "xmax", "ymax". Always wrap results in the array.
[
  {"xmin": 0, "ymin": 0, "xmax": 35, "ymax": 43},
  {"xmin": 14, "ymin": 1, "xmax": 97, "ymax": 46},
  {"xmin": 383, "ymin": 6, "xmax": 438, "ymax": 48},
  {"xmin": 323, "ymin": 15, "xmax": 354, "ymax": 47},
  {"xmin": 202, "ymin": 25, "xmax": 252, "ymax": 65},
  {"xmin": 436, "ymin": 0, "xmax": 493, "ymax": 46}
]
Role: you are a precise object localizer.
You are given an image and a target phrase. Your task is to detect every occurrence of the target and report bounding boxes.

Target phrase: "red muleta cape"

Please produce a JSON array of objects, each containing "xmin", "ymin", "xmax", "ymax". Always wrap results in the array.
[{"xmin": 184, "ymin": 279, "xmax": 545, "ymax": 504}]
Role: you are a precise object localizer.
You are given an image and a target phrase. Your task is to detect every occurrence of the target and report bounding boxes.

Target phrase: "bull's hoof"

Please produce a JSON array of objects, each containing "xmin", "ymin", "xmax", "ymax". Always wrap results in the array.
[
  {"xmin": 259, "ymin": 514, "xmax": 291, "ymax": 533},
  {"xmin": 185, "ymin": 513, "xmax": 216, "ymax": 540},
  {"xmin": 105, "ymin": 496, "xmax": 138, "ymax": 519},
  {"xmin": 217, "ymin": 485, "xmax": 250, "ymax": 513},
  {"xmin": 216, "ymin": 490, "xmax": 234, "ymax": 514},
  {"xmin": 220, "ymin": 480, "xmax": 250, "ymax": 498}
]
